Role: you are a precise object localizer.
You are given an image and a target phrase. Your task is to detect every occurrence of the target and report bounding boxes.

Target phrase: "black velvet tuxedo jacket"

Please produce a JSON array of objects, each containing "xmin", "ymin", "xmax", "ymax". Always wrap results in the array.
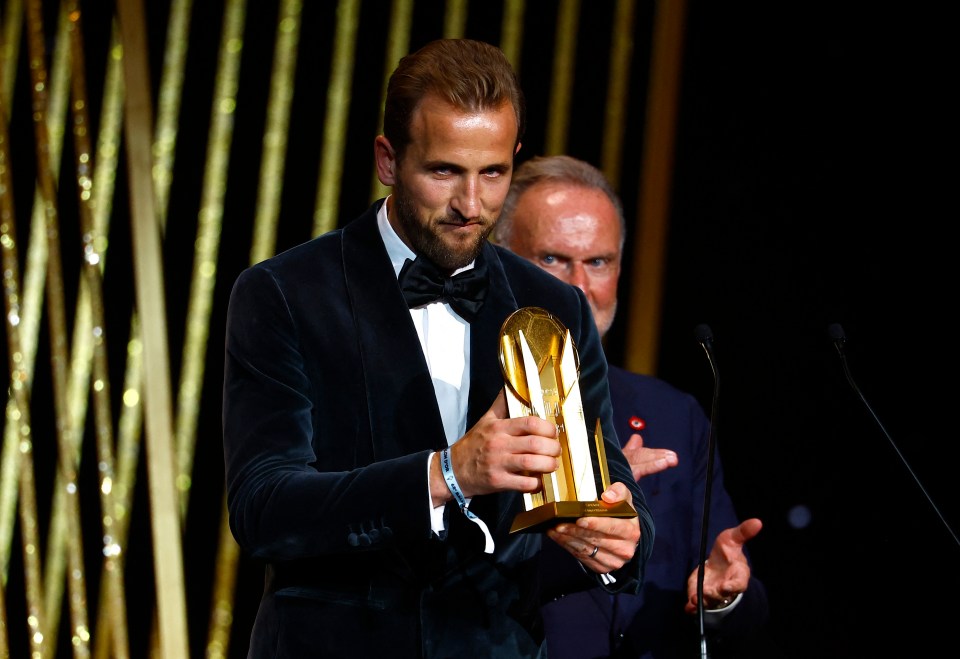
[
  {"xmin": 541, "ymin": 366, "xmax": 769, "ymax": 658},
  {"xmin": 222, "ymin": 201, "xmax": 654, "ymax": 658}
]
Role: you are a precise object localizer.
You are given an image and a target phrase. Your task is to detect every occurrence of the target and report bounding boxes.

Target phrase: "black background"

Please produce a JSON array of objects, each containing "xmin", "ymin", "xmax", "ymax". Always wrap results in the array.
[{"xmin": 634, "ymin": 3, "xmax": 957, "ymax": 656}]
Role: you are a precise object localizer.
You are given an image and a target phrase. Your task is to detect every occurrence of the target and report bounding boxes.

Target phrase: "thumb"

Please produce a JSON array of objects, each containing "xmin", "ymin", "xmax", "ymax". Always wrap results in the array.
[
  {"xmin": 738, "ymin": 517, "xmax": 763, "ymax": 543},
  {"xmin": 487, "ymin": 388, "xmax": 509, "ymax": 419},
  {"xmin": 622, "ymin": 433, "xmax": 645, "ymax": 451},
  {"xmin": 729, "ymin": 518, "xmax": 763, "ymax": 546}
]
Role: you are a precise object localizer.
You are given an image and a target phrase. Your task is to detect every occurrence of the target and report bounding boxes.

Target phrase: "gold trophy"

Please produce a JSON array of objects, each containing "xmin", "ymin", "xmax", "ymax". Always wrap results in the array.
[{"xmin": 499, "ymin": 307, "xmax": 637, "ymax": 533}]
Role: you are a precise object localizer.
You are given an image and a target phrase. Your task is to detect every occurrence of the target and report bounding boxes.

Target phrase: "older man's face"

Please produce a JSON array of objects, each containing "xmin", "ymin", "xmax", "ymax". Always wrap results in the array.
[{"xmin": 506, "ymin": 182, "xmax": 622, "ymax": 337}]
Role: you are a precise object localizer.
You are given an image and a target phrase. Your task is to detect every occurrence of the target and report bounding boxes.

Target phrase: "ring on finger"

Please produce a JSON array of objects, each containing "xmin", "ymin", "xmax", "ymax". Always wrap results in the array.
[{"xmin": 589, "ymin": 545, "xmax": 599, "ymax": 558}]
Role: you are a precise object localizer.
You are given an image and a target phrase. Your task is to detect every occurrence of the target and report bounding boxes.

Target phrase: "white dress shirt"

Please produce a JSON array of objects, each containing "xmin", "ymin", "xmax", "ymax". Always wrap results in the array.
[{"xmin": 377, "ymin": 199, "xmax": 493, "ymax": 551}]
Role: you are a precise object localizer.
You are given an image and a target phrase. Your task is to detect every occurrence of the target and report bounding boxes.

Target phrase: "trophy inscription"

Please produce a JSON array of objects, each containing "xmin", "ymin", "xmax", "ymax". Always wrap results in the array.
[{"xmin": 499, "ymin": 307, "xmax": 637, "ymax": 533}]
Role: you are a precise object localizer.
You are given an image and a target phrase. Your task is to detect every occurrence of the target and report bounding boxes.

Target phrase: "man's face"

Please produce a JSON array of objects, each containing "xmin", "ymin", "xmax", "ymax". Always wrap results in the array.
[
  {"xmin": 506, "ymin": 182, "xmax": 622, "ymax": 337},
  {"xmin": 388, "ymin": 94, "xmax": 519, "ymax": 272}
]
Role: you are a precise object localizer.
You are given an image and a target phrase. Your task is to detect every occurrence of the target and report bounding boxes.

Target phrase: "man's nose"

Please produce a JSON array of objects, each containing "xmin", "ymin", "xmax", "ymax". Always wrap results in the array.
[
  {"xmin": 451, "ymin": 178, "xmax": 481, "ymax": 218},
  {"xmin": 568, "ymin": 263, "xmax": 589, "ymax": 292}
]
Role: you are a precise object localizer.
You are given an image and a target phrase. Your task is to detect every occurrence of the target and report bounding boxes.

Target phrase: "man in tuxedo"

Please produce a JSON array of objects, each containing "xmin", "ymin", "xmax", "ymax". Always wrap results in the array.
[
  {"xmin": 494, "ymin": 155, "xmax": 770, "ymax": 658},
  {"xmin": 222, "ymin": 40, "xmax": 653, "ymax": 658}
]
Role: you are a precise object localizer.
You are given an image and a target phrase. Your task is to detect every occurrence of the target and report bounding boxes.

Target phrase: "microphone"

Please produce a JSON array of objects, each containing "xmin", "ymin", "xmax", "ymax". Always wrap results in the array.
[
  {"xmin": 827, "ymin": 323, "xmax": 959, "ymax": 549},
  {"xmin": 693, "ymin": 323, "xmax": 720, "ymax": 659}
]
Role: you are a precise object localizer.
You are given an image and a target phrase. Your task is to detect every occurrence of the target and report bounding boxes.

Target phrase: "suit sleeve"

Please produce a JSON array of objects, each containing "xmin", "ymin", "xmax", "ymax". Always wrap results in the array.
[
  {"xmin": 222, "ymin": 265, "xmax": 435, "ymax": 560},
  {"xmin": 569, "ymin": 288, "xmax": 655, "ymax": 594}
]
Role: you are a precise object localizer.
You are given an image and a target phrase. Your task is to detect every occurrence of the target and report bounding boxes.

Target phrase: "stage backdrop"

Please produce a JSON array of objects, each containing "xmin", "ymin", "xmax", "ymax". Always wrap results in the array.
[
  {"xmin": 0, "ymin": 1, "xmax": 687, "ymax": 657},
  {"xmin": 1, "ymin": 1, "xmax": 956, "ymax": 658}
]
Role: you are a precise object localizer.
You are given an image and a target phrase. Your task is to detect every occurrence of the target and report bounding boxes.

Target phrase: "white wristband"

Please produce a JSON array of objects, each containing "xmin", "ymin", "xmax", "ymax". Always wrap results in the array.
[{"xmin": 440, "ymin": 448, "xmax": 494, "ymax": 554}]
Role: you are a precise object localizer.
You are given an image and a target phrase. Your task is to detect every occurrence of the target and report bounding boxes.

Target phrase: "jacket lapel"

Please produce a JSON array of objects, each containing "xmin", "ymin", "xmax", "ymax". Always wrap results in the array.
[
  {"xmin": 467, "ymin": 244, "xmax": 523, "ymax": 528},
  {"xmin": 341, "ymin": 205, "xmax": 447, "ymax": 459},
  {"xmin": 467, "ymin": 242, "xmax": 521, "ymax": 425}
]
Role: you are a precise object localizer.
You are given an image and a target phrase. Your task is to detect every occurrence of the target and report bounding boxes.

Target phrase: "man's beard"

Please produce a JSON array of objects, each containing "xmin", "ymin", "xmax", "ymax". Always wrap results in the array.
[{"xmin": 393, "ymin": 180, "xmax": 493, "ymax": 272}]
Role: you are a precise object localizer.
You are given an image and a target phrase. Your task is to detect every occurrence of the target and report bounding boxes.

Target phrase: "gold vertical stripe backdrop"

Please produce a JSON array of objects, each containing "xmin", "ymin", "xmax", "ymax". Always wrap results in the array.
[
  {"xmin": 625, "ymin": 0, "xmax": 686, "ymax": 376},
  {"xmin": 175, "ymin": 0, "xmax": 245, "ymax": 518},
  {"xmin": 367, "ymin": 0, "xmax": 413, "ymax": 203},
  {"xmin": 64, "ymin": 4, "xmax": 129, "ymax": 656},
  {"xmin": 601, "ymin": 0, "xmax": 636, "ymax": 190},
  {"xmin": 545, "ymin": 0, "xmax": 579, "ymax": 156},
  {"xmin": 29, "ymin": 7, "xmax": 75, "ymax": 650},
  {"xmin": 442, "ymin": 0, "xmax": 468, "ymax": 38},
  {"xmin": 25, "ymin": 1, "xmax": 93, "ymax": 654},
  {"xmin": 0, "ymin": 0, "xmax": 44, "ymax": 603},
  {"xmin": 115, "ymin": 0, "xmax": 190, "ymax": 655},
  {"xmin": 0, "ymin": 2, "xmax": 683, "ymax": 656},
  {"xmin": 312, "ymin": 0, "xmax": 360, "ymax": 237},
  {"xmin": 249, "ymin": 0, "xmax": 302, "ymax": 265}
]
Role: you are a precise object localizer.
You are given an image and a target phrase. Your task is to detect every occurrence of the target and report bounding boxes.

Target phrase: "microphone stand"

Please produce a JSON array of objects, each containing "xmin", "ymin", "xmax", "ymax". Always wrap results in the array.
[
  {"xmin": 694, "ymin": 324, "xmax": 720, "ymax": 659},
  {"xmin": 828, "ymin": 324, "xmax": 959, "ymax": 549}
]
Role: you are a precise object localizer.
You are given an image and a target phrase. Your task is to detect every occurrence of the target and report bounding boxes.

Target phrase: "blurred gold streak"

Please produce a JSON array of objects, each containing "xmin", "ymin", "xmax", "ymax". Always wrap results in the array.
[
  {"xmin": 153, "ymin": 0, "xmax": 193, "ymax": 225},
  {"xmin": 0, "ymin": 0, "xmax": 71, "ymax": 597},
  {"xmin": 625, "ymin": 0, "xmax": 687, "ymax": 376},
  {"xmin": 205, "ymin": 0, "xmax": 291, "ymax": 655},
  {"xmin": 0, "ymin": 42, "xmax": 43, "ymax": 659},
  {"xmin": 85, "ymin": 21, "xmax": 134, "ymax": 659},
  {"xmin": 204, "ymin": 493, "xmax": 240, "ymax": 659},
  {"xmin": 499, "ymin": 0, "xmax": 525, "ymax": 74},
  {"xmin": 175, "ymin": 0, "xmax": 246, "ymax": 519},
  {"xmin": 601, "ymin": 0, "xmax": 635, "ymax": 190},
  {"xmin": 443, "ymin": 0, "xmax": 468, "ymax": 38},
  {"xmin": 100, "ymin": 327, "xmax": 145, "ymax": 659},
  {"xmin": 38, "ymin": 7, "xmax": 96, "ymax": 651},
  {"xmin": 66, "ymin": 6, "xmax": 130, "ymax": 657},
  {"xmin": 0, "ymin": 3, "xmax": 70, "ymax": 647},
  {"xmin": 367, "ymin": 0, "xmax": 412, "ymax": 204},
  {"xmin": 0, "ymin": 0, "xmax": 23, "ymax": 106},
  {"xmin": 546, "ymin": 0, "xmax": 579, "ymax": 155},
  {"xmin": 115, "ymin": 0, "xmax": 190, "ymax": 656},
  {"xmin": 93, "ymin": 7, "xmax": 191, "ymax": 650},
  {"xmin": 249, "ymin": 0, "xmax": 302, "ymax": 265},
  {"xmin": 312, "ymin": 0, "xmax": 360, "ymax": 236},
  {"xmin": 25, "ymin": 2, "xmax": 92, "ymax": 656},
  {"xmin": 0, "ymin": 0, "xmax": 43, "ymax": 592}
]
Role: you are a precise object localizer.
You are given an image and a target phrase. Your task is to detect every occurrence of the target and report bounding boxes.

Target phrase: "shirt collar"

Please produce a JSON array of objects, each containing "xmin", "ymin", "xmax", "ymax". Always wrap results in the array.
[
  {"xmin": 376, "ymin": 195, "xmax": 477, "ymax": 279},
  {"xmin": 377, "ymin": 196, "xmax": 416, "ymax": 280}
]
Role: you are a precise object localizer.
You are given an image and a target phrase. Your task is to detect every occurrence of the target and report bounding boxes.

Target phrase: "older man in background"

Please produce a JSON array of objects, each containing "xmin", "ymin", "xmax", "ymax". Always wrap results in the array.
[{"xmin": 494, "ymin": 155, "xmax": 770, "ymax": 658}]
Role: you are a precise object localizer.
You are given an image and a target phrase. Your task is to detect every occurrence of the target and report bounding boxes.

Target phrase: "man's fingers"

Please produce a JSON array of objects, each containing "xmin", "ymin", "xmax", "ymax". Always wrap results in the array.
[
  {"xmin": 622, "ymin": 433, "xmax": 645, "ymax": 451},
  {"xmin": 599, "ymin": 481, "xmax": 633, "ymax": 505},
  {"xmin": 731, "ymin": 518, "xmax": 763, "ymax": 545},
  {"xmin": 622, "ymin": 436, "xmax": 678, "ymax": 479}
]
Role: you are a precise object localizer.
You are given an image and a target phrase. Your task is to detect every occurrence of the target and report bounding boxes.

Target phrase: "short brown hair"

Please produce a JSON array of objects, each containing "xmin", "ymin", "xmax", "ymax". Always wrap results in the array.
[{"xmin": 383, "ymin": 39, "xmax": 526, "ymax": 160}]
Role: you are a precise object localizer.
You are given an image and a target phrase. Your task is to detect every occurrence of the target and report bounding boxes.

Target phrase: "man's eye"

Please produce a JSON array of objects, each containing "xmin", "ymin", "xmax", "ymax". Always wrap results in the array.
[{"xmin": 542, "ymin": 256, "xmax": 557, "ymax": 265}]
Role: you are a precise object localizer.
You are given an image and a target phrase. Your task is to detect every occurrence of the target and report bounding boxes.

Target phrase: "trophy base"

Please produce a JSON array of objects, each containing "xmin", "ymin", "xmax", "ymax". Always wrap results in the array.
[{"xmin": 509, "ymin": 500, "xmax": 637, "ymax": 534}]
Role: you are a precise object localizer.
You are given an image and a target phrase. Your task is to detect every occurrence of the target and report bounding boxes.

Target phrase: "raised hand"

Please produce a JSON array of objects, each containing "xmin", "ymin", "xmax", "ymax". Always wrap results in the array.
[
  {"xmin": 621, "ymin": 433, "xmax": 678, "ymax": 480},
  {"xmin": 431, "ymin": 389, "xmax": 562, "ymax": 506},
  {"xmin": 684, "ymin": 518, "xmax": 763, "ymax": 613}
]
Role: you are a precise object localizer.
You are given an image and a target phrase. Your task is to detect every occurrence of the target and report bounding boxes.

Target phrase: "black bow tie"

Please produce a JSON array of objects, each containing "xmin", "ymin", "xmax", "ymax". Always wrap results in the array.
[{"xmin": 398, "ymin": 256, "xmax": 489, "ymax": 322}]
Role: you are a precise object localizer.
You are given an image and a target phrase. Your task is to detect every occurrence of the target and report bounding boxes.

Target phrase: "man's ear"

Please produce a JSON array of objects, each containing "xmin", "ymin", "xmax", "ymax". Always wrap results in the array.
[
  {"xmin": 514, "ymin": 141, "xmax": 522, "ymax": 156},
  {"xmin": 374, "ymin": 136, "xmax": 397, "ymax": 186}
]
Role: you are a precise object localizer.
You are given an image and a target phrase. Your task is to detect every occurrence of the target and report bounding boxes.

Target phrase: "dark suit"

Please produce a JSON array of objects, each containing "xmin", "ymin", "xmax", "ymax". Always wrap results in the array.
[
  {"xmin": 541, "ymin": 365, "xmax": 769, "ymax": 658},
  {"xmin": 222, "ymin": 201, "xmax": 654, "ymax": 658}
]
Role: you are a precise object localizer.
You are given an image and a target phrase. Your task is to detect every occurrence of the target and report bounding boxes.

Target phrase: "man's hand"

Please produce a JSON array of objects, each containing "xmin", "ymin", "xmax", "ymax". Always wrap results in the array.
[
  {"xmin": 684, "ymin": 518, "xmax": 763, "ymax": 613},
  {"xmin": 431, "ymin": 390, "xmax": 562, "ymax": 506},
  {"xmin": 621, "ymin": 433, "xmax": 678, "ymax": 480},
  {"xmin": 546, "ymin": 482, "xmax": 641, "ymax": 573}
]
